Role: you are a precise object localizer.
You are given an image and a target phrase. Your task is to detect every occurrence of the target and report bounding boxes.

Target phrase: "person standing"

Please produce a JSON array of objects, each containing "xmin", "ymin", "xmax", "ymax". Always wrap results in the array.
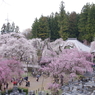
[
  {"xmin": 36, "ymin": 74, "xmax": 40, "ymax": 82},
  {"xmin": 25, "ymin": 80, "xmax": 30, "ymax": 87},
  {"xmin": 4, "ymin": 83, "xmax": 6, "ymax": 91},
  {"xmin": 6, "ymin": 83, "xmax": 8, "ymax": 89}
]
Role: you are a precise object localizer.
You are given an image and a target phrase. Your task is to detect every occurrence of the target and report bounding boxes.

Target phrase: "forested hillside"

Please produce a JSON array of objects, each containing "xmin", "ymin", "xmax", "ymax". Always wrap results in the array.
[{"xmin": 31, "ymin": 1, "xmax": 95, "ymax": 43}]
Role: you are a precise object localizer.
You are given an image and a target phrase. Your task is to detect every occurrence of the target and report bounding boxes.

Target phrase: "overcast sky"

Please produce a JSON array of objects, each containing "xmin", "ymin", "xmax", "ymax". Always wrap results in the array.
[{"xmin": 0, "ymin": 0, "xmax": 95, "ymax": 32}]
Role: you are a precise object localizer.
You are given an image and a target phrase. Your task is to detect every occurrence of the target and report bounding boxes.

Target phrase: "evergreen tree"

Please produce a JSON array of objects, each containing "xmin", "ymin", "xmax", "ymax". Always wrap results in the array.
[
  {"xmin": 48, "ymin": 12, "xmax": 60, "ymax": 41},
  {"xmin": 1, "ymin": 24, "xmax": 7, "ymax": 34},
  {"xmin": 37, "ymin": 16, "xmax": 50, "ymax": 40},
  {"xmin": 1, "ymin": 22, "xmax": 19, "ymax": 34},
  {"xmin": 47, "ymin": 13, "xmax": 54, "ymax": 40},
  {"xmin": 11, "ymin": 22, "xmax": 15, "ymax": 32},
  {"xmin": 86, "ymin": 3, "xmax": 95, "ymax": 42},
  {"xmin": 58, "ymin": 1, "xmax": 69, "ymax": 40},
  {"xmin": 68, "ymin": 12, "xmax": 79, "ymax": 38},
  {"xmin": 6, "ymin": 22, "xmax": 11, "ymax": 33},
  {"xmin": 31, "ymin": 18, "xmax": 39, "ymax": 38},
  {"xmin": 78, "ymin": 3, "xmax": 90, "ymax": 41}
]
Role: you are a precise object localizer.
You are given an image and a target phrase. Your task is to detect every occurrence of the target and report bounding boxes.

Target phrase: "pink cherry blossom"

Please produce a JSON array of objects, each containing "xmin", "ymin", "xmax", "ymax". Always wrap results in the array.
[
  {"xmin": 0, "ymin": 58, "xmax": 24, "ymax": 90},
  {"xmin": 40, "ymin": 48, "xmax": 93, "ymax": 91}
]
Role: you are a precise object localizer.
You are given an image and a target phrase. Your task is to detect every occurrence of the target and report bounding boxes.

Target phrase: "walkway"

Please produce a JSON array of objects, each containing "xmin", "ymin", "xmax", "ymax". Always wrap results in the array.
[{"xmin": 8, "ymin": 76, "xmax": 52, "ymax": 92}]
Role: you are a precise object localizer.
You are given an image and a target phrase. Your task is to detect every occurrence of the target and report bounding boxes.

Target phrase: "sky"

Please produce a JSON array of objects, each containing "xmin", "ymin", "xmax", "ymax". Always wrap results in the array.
[{"xmin": 0, "ymin": 0, "xmax": 95, "ymax": 32}]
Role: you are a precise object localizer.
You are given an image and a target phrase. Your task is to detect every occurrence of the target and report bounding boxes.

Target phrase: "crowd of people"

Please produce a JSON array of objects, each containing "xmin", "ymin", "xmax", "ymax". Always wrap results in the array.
[
  {"xmin": 1, "ymin": 73, "xmax": 41, "ymax": 91},
  {"xmin": 11, "ymin": 77, "xmax": 30, "ymax": 87}
]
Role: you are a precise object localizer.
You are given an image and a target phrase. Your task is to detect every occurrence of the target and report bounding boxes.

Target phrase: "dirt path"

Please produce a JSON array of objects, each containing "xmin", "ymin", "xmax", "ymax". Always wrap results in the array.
[{"xmin": 8, "ymin": 76, "xmax": 52, "ymax": 92}]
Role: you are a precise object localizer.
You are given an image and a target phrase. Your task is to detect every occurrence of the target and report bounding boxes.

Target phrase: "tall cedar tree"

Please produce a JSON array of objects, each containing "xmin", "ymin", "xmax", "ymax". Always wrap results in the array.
[
  {"xmin": 58, "ymin": 1, "xmax": 69, "ymax": 40},
  {"xmin": 48, "ymin": 12, "xmax": 60, "ymax": 41},
  {"xmin": 31, "ymin": 18, "xmax": 39, "ymax": 38},
  {"xmin": 37, "ymin": 16, "xmax": 50, "ymax": 40},
  {"xmin": 86, "ymin": 4, "xmax": 95, "ymax": 42},
  {"xmin": 68, "ymin": 12, "xmax": 79, "ymax": 38},
  {"xmin": 78, "ymin": 3, "xmax": 90, "ymax": 42}
]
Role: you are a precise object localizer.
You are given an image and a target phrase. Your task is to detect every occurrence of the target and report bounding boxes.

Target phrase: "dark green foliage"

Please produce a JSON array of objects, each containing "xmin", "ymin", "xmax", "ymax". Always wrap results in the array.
[
  {"xmin": 78, "ymin": 3, "xmax": 95, "ymax": 42},
  {"xmin": 18, "ymin": 87, "xmax": 28, "ymax": 94},
  {"xmin": 78, "ymin": 3, "xmax": 90, "ymax": 41},
  {"xmin": 31, "ymin": 1, "xmax": 95, "ymax": 43},
  {"xmin": 37, "ymin": 16, "xmax": 50, "ymax": 40},
  {"xmin": 68, "ymin": 12, "xmax": 79, "ymax": 38},
  {"xmin": 48, "ymin": 12, "xmax": 60, "ymax": 41},
  {"xmin": 86, "ymin": 4, "xmax": 95, "ymax": 42},
  {"xmin": 32, "ymin": 18, "xmax": 39, "ymax": 38},
  {"xmin": 58, "ymin": 1, "xmax": 69, "ymax": 40},
  {"xmin": 32, "ymin": 16, "xmax": 50, "ymax": 40}
]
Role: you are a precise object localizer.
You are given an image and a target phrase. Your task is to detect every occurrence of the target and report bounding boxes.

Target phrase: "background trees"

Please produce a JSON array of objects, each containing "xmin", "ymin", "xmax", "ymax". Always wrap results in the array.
[
  {"xmin": 78, "ymin": 3, "xmax": 90, "ymax": 42},
  {"xmin": 48, "ymin": 12, "xmax": 60, "ymax": 41},
  {"xmin": 31, "ymin": 1, "xmax": 95, "ymax": 43},
  {"xmin": 86, "ymin": 4, "xmax": 95, "ymax": 42},
  {"xmin": 68, "ymin": 12, "xmax": 79, "ymax": 38},
  {"xmin": 31, "ymin": 18, "xmax": 39, "ymax": 38},
  {"xmin": 22, "ymin": 28, "xmax": 32, "ymax": 39},
  {"xmin": 58, "ymin": 1, "xmax": 69, "ymax": 40},
  {"xmin": 1, "ymin": 22, "xmax": 19, "ymax": 34},
  {"xmin": 32, "ymin": 16, "xmax": 50, "ymax": 40},
  {"xmin": 37, "ymin": 16, "xmax": 50, "ymax": 40}
]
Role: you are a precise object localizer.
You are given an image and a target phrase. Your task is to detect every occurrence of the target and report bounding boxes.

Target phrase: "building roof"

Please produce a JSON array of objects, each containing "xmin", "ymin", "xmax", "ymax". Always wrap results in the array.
[{"xmin": 63, "ymin": 39, "xmax": 90, "ymax": 52}]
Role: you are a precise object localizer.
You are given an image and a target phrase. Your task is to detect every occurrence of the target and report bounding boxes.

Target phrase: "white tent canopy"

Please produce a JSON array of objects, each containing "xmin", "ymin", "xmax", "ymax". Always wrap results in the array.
[{"xmin": 63, "ymin": 38, "xmax": 90, "ymax": 52}]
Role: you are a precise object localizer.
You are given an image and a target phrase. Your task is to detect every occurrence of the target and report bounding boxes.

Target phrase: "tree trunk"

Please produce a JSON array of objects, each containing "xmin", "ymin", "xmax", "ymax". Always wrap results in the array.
[{"xmin": 0, "ymin": 83, "xmax": 2, "ymax": 91}]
